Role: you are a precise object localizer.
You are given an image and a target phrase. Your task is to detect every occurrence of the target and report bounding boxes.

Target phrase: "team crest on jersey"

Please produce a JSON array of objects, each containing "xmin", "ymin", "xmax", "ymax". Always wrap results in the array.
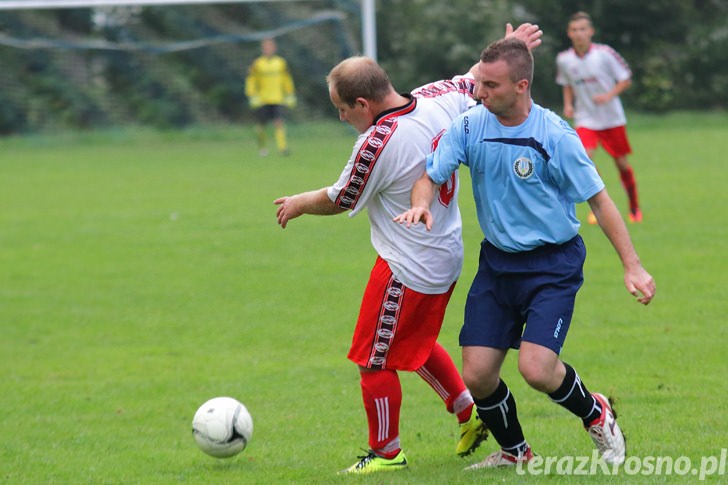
[{"xmin": 513, "ymin": 157, "xmax": 534, "ymax": 179}]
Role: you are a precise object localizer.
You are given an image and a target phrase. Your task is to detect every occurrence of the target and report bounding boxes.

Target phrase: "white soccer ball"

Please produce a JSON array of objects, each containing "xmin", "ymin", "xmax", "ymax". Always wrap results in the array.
[{"xmin": 191, "ymin": 396, "xmax": 253, "ymax": 458}]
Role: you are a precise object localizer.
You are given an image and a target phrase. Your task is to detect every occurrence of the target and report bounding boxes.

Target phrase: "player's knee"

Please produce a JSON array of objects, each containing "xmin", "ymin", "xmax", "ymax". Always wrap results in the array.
[
  {"xmin": 462, "ymin": 366, "xmax": 500, "ymax": 399},
  {"xmin": 518, "ymin": 360, "xmax": 554, "ymax": 392}
]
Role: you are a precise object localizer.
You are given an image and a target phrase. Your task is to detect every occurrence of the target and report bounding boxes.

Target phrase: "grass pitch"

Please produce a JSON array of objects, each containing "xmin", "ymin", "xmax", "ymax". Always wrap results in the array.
[{"xmin": 1, "ymin": 113, "xmax": 726, "ymax": 484}]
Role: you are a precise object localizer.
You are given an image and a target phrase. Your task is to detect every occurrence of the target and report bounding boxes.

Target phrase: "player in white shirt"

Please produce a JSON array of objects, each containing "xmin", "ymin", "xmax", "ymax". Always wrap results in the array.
[
  {"xmin": 274, "ymin": 24, "xmax": 542, "ymax": 474},
  {"xmin": 556, "ymin": 11, "xmax": 642, "ymax": 224}
]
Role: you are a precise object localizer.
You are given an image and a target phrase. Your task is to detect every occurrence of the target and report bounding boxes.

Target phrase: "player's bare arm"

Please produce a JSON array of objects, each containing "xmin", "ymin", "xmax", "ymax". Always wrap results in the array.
[
  {"xmin": 588, "ymin": 189, "xmax": 656, "ymax": 305},
  {"xmin": 393, "ymin": 171, "xmax": 440, "ymax": 231},
  {"xmin": 274, "ymin": 188, "xmax": 345, "ymax": 229},
  {"xmin": 562, "ymin": 85, "xmax": 575, "ymax": 119},
  {"xmin": 593, "ymin": 78, "xmax": 632, "ymax": 105}
]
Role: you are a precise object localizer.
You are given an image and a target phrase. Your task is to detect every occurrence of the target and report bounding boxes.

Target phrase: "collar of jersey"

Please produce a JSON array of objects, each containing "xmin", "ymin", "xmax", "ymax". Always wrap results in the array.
[
  {"xmin": 373, "ymin": 93, "xmax": 416, "ymax": 126},
  {"xmin": 573, "ymin": 43, "xmax": 593, "ymax": 59}
]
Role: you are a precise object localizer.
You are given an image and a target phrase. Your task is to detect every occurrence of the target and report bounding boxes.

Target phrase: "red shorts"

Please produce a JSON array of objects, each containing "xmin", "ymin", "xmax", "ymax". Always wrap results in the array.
[
  {"xmin": 348, "ymin": 257, "xmax": 456, "ymax": 371},
  {"xmin": 576, "ymin": 126, "xmax": 632, "ymax": 158}
]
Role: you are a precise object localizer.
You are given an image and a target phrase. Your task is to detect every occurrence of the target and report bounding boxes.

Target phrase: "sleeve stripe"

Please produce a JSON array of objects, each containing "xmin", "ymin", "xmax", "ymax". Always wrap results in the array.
[{"xmin": 334, "ymin": 118, "xmax": 398, "ymax": 210}]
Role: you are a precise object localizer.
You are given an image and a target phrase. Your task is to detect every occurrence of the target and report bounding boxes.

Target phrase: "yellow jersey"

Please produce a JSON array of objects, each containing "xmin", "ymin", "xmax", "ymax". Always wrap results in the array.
[{"xmin": 245, "ymin": 55, "xmax": 295, "ymax": 105}]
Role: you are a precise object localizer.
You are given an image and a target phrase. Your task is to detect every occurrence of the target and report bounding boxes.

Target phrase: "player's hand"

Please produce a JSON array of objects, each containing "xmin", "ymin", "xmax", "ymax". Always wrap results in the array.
[
  {"xmin": 592, "ymin": 93, "xmax": 611, "ymax": 105},
  {"xmin": 249, "ymin": 96, "xmax": 263, "ymax": 109},
  {"xmin": 393, "ymin": 207, "xmax": 434, "ymax": 231},
  {"xmin": 505, "ymin": 23, "xmax": 543, "ymax": 51},
  {"xmin": 285, "ymin": 95, "xmax": 297, "ymax": 108},
  {"xmin": 274, "ymin": 195, "xmax": 303, "ymax": 229},
  {"xmin": 624, "ymin": 266, "xmax": 656, "ymax": 305}
]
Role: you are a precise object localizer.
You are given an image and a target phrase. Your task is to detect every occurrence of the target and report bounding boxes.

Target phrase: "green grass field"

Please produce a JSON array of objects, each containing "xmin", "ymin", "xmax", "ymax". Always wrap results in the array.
[{"xmin": 1, "ymin": 113, "xmax": 726, "ymax": 484}]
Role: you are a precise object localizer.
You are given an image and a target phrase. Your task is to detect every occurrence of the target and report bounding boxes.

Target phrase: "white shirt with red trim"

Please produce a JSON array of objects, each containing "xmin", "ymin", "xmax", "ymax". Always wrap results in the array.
[
  {"xmin": 327, "ymin": 76, "xmax": 476, "ymax": 294},
  {"xmin": 556, "ymin": 43, "xmax": 632, "ymax": 130}
]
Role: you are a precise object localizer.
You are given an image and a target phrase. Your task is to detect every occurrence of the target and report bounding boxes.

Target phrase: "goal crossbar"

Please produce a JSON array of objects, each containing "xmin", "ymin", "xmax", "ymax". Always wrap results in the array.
[
  {"xmin": 0, "ymin": 10, "xmax": 346, "ymax": 52},
  {"xmin": 0, "ymin": 0, "xmax": 378, "ymax": 60},
  {"xmin": 0, "ymin": 0, "xmax": 309, "ymax": 10}
]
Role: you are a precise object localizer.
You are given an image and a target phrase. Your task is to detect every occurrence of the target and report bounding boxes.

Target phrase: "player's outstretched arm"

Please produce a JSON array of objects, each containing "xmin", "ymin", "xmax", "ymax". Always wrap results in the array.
[
  {"xmin": 505, "ymin": 22, "xmax": 543, "ymax": 51},
  {"xmin": 274, "ymin": 188, "xmax": 345, "ymax": 229},
  {"xmin": 393, "ymin": 171, "xmax": 440, "ymax": 231},
  {"xmin": 588, "ymin": 189, "xmax": 656, "ymax": 305}
]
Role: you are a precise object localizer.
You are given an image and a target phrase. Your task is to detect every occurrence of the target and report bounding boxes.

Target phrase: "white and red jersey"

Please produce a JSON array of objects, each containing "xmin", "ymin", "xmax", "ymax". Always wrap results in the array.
[
  {"xmin": 556, "ymin": 43, "xmax": 632, "ymax": 130},
  {"xmin": 327, "ymin": 76, "xmax": 476, "ymax": 294}
]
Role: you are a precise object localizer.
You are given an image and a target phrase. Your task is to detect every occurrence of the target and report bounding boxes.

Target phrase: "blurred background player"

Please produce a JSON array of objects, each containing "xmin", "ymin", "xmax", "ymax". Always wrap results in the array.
[
  {"xmin": 245, "ymin": 38, "xmax": 296, "ymax": 156},
  {"xmin": 556, "ymin": 11, "xmax": 642, "ymax": 224}
]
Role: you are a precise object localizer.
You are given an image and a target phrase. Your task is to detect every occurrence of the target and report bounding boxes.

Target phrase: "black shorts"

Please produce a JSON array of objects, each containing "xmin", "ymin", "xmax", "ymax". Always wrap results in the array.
[{"xmin": 255, "ymin": 104, "xmax": 285, "ymax": 123}]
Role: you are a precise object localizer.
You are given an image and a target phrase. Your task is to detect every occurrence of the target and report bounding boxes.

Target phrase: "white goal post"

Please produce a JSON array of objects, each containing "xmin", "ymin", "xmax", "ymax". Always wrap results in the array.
[{"xmin": 0, "ymin": 0, "xmax": 378, "ymax": 60}]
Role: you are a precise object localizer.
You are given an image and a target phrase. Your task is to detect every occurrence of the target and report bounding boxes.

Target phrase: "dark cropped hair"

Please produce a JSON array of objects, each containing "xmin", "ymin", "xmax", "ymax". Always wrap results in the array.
[
  {"xmin": 480, "ymin": 37, "xmax": 534, "ymax": 86},
  {"xmin": 569, "ymin": 11, "xmax": 593, "ymax": 25}
]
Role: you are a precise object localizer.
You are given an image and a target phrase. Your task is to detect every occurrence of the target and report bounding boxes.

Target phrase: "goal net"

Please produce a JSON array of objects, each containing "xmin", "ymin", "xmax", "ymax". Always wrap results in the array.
[{"xmin": 0, "ymin": 1, "xmax": 357, "ymax": 134}]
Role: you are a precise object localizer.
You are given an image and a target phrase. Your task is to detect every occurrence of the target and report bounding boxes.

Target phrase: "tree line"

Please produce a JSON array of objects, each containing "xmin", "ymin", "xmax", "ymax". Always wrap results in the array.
[
  {"xmin": 0, "ymin": 0, "xmax": 725, "ymax": 134},
  {"xmin": 377, "ymin": 0, "xmax": 728, "ymax": 113}
]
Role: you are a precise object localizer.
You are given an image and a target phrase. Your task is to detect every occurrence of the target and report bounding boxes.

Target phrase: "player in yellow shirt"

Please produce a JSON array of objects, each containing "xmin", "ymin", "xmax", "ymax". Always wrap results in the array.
[{"xmin": 245, "ymin": 38, "xmax": 296, "ymax": 156}]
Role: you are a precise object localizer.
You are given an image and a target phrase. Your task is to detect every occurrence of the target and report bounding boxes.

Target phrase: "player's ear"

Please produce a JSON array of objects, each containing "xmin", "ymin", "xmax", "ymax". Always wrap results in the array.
[{"xmin": 516, "ymin": 79, "xmax": 529, "ymax": 94}]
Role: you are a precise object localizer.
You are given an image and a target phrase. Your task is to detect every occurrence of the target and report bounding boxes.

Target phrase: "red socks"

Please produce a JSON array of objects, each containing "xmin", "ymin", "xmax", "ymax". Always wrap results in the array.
[
  {"xmin": 359, "ymin": 343, "xmax": 473, "ymax": 455},
  {"xmin": 360, "ymin": 369, "xmax": 402, "ymax": 456},
  {"xmin": 417, "ymin": 342, "xmax": 473, "ymax": 423},
  {"xmin": 619, "ymin": 166, "xmax": 639, "ymax": 213}
]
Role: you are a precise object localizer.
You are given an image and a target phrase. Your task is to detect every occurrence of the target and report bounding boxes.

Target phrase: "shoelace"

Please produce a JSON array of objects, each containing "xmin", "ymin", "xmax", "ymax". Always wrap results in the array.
[
  {"xmin": 588, "ymin": 426, "xmax": 609, "ymax": 452},
  {"xmin": 355, "ymin": 451, "xmax": 377, "ymax": 469}
]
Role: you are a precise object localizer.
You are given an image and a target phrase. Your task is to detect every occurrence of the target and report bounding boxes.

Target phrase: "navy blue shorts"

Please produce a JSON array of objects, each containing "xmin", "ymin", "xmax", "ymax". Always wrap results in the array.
[{"xmin": 459, "ymin": 236, "xmax": 585, "ymax": 355}]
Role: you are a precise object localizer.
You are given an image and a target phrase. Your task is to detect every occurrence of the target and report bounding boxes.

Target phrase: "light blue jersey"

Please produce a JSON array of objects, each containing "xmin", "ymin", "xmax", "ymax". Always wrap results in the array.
[{"xmin": 427, "ymin": 101, "xmax": 604, "ymax": 252}]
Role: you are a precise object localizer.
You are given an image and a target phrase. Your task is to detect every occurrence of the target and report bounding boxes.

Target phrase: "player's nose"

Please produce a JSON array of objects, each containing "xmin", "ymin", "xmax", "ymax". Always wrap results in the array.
[{"xmin": 473, "ymin": 85, "xmax": 486, "ymax": 102}]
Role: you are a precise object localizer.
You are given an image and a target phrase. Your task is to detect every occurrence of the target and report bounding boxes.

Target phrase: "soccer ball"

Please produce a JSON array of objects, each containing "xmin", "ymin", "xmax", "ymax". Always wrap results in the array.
[{"xmin": 191, "ymin": 396, "xmax": 253, "ymax": 458}]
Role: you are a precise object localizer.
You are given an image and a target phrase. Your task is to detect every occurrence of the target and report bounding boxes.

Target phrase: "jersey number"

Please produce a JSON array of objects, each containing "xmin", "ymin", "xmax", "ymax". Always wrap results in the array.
[
  {"xmin": 438, "ymin": 173, "xmax": 456, "ymax": 208},
  {"xmin": 431, "ymin": 129, "xmax": 456, "ymax": 208}
]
